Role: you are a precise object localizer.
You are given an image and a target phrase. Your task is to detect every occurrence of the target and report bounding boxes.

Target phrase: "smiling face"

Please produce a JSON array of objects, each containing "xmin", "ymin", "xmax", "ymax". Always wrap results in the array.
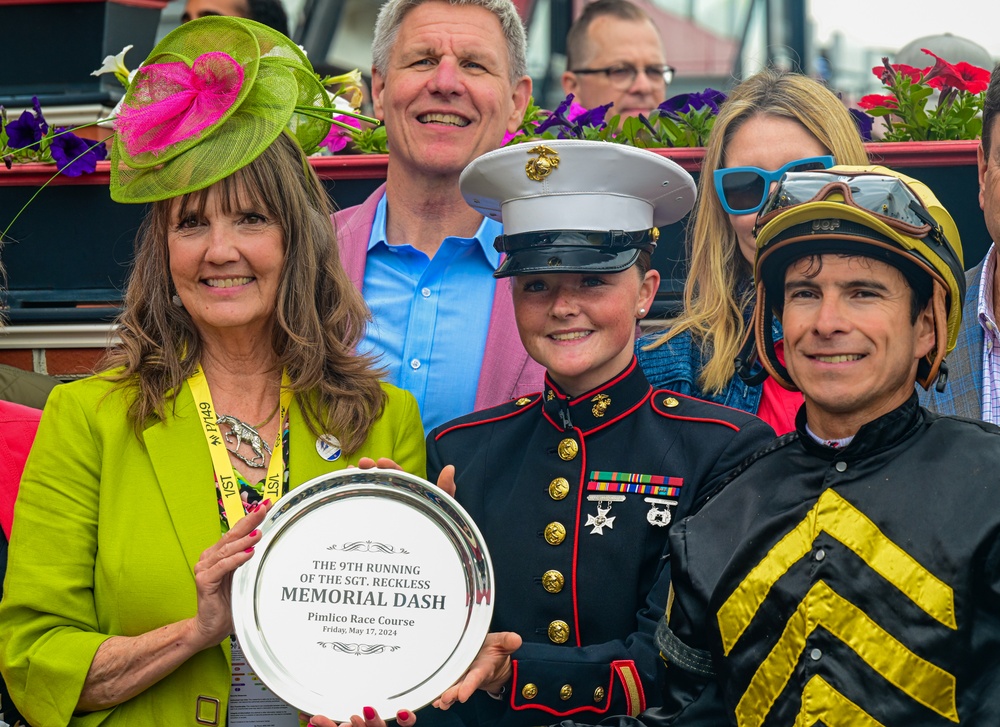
[
  {"xmin": 780, "ymin": 254, "xmax": 934, "ymax": 440},
  {"xmin": 722, "ymin": 114, "xmax": 830, "ymax": 265},
  {"xmin": 371, "ymin": 1, "xmax": 531, "ymax": 181},
  {"xmin": 562, "ymin": 15, "xmax": 667, "ymax": 118},
  {"xmin": 168, "ymin": 182, "xmax": 285, "ymax": 343},
  {"xmin": 512, "ymin": 267, "xmax": 659, "ymax": 397}
]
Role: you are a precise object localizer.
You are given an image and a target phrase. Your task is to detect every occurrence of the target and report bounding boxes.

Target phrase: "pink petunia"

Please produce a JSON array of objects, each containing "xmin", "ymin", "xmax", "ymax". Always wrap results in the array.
[{"xmin": 321, "ymin": 115, "xmax": 362, "ymax": 153}]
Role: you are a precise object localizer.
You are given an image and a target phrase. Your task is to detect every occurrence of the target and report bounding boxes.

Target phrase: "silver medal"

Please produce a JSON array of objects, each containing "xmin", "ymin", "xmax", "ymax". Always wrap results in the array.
[
  {"xmin": 645, "ymin": 497, "xmax": 678, "ymax": 527},
  {"xmin": 585, "ymin": 494, "xmax": 625, "ymax": 535}
]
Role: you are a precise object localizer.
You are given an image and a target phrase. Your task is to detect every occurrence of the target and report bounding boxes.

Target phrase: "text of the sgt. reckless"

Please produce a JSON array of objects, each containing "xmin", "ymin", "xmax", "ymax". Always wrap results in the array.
[{"xmin": 282, "ymin": 558, "xmax": 447, "ymax": 638}]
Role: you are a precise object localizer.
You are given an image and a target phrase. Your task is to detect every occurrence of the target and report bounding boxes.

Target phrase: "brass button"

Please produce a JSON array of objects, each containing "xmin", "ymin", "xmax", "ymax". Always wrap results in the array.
[
  {"xmin": 548, "ymin": 477, "xmax": 570, "ymax": 500},
  {"xmin": 663, "ymin": 397, "xmax": 679, "ymax": 408},
  {"xmin": 544, "ymin": 522, "xmax": 566, "ymax": 545},
  {"xmin": 560, "ymin": 684, "xmax": 573, "ymax": 701},
  {"xmin": 542, "ymin": 570, "xmax": 565, "ymax": 593},
  {"xmin": 593, "ymin": 686, "xmax": 606, "ymax": 702},
  {"xmin": 548, "ymin": 620, "xmax": 570, "ymax": 643},
  {"xmin": 516, "ymin": 397, "xmax": 532, "ymax": 406},
  {"xmin": 558, "ymin": 438, "xmax": 579, "ymax": 460},
  {"xmin": 522, "ymin": 683, "xmax": 538, "ymax": 700}
]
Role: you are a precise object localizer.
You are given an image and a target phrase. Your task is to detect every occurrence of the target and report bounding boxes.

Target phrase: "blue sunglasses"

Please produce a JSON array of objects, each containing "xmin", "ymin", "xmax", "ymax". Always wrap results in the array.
[{"xmin": 713, "ymin": 155, "xmax": 835, "ymax": 215}]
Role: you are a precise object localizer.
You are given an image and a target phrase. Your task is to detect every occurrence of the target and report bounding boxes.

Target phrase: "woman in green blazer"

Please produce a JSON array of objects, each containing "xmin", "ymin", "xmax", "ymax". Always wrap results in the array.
[{"xmin": 0, "ymin": 18, "xmax": 425, "ymax": 726}]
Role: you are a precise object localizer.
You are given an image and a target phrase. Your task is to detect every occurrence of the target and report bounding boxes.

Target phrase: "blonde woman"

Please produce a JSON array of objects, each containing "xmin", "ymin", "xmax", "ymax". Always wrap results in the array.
[{"xmin": 637, "ymin": 68, "xmax": 869, "ymax": 434}]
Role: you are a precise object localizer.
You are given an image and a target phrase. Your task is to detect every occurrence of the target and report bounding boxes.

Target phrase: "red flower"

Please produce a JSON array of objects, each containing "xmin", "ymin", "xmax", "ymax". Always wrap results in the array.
[
  {"xmin": 858, "ymin": 93, "xmax": 898, "ymax": 110},
  {"xmin": 953, "ymin": 61, "xmax": 990, "ymax": 93},
  {"xmin": 871, "ymin": 60, "xmax": 924, "ymax": 85},
  {"xmin": 921, "ymin": 48, "xmax": 969, "ymax": 91}
]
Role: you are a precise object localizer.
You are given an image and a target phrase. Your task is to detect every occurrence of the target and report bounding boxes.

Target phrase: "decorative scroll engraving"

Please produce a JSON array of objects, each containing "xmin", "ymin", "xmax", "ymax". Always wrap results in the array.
[
  {"xmin": 317, "ymin": 642, "xmax": 402, "ymax": 656},
  {"xmin": 327, "ymin": 540, "xmax": 410, "ymax": 555}
]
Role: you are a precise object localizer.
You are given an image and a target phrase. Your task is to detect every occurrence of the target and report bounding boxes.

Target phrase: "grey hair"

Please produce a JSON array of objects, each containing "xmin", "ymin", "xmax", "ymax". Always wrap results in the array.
[{"xmin": 372, "ymin": 0, "xmax": 528, "ymax": 82}]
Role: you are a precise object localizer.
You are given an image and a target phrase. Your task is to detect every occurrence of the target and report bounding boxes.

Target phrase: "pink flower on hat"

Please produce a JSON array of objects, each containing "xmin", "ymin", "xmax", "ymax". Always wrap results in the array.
[{"xmin": 116, "ymin": 51, "xmax": 244, "ymax": 157}]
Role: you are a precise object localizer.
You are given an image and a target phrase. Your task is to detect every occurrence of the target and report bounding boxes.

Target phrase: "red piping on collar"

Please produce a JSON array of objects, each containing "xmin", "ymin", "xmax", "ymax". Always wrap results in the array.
[{"xmin": 433, "ymin": 395, "xmax": 541, "ymax": 440}]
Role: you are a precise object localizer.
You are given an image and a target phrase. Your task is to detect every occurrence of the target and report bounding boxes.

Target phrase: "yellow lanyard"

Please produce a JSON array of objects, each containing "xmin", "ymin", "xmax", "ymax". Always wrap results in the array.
[{"xmin": 189, "ymin": 365, "xmax": 293, "ymax": 528}]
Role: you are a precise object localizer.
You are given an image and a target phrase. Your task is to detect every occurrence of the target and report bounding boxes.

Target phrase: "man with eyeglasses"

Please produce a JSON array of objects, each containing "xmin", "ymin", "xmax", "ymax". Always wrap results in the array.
[
  {"xmin": 562, "ymin": 0, "xmax": 671, "ymax": 119},
  {"xmin": 612, "ymin": 166, "xmax": 1000, "ymax": 726}
]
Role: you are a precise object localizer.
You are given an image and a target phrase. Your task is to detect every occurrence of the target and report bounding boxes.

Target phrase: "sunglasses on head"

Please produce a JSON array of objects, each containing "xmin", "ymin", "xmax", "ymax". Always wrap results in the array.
[{"xmin": 713, "ymin": 155, "xmax": 835, "ymax": 215}]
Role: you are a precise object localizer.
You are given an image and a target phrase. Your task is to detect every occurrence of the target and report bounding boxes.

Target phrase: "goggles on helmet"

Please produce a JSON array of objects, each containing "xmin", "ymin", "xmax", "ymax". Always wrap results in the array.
[{"xmin": 754, "ymin": 170, "xmax": 940, "ymax": 239}]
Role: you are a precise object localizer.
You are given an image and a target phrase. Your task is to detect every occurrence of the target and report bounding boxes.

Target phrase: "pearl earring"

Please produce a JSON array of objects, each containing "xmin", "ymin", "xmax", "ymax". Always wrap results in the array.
[
  {"xmin": 172, "ymin": 294, "xmax": 183, "ymax": 308},
  {"xmin": 638, "ymin": 307, "xmax": 647, "ymax": 316}
]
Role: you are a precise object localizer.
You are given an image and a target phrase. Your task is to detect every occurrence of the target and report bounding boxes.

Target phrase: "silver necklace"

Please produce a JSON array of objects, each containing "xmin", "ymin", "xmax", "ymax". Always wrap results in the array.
[{"xmin": 217, "ymin": 403, "xmax": 279, "ymax": 469}]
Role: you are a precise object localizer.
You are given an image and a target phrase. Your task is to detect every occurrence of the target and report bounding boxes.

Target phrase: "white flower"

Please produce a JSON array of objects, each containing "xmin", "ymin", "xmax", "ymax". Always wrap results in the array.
[
  {"xmin": 99, "ymin": 68, "xmax": 140, "ymax": 129},
  {"xmin": 91, "ymin": 45, "xmax": 133, "ymax": 78}
]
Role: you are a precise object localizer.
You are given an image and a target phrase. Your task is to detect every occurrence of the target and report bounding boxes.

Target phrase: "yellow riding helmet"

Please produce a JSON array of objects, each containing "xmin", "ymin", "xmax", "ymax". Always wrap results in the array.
[{"xmin": 746, "ymin": 165, "xmax": 965, "ymax": 392}]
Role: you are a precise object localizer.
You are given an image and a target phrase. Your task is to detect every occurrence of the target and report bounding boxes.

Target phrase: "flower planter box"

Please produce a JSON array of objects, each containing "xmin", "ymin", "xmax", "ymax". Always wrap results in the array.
[{"xmin": 0, "ymin": 141, "xmax": 986, "ymax": 324}]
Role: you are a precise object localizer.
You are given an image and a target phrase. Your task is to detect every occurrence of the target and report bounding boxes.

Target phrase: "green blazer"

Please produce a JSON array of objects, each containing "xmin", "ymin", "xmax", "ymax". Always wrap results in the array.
[{"xmin": 0, "ymin": 374, "xmax": 425, "ymax": 726}]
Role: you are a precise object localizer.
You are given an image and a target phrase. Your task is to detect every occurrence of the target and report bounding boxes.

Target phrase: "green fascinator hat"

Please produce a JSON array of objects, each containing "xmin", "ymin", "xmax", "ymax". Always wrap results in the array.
[{"xmin": 110, "ymin": 16, "xmax": 331, "ymax": 203}]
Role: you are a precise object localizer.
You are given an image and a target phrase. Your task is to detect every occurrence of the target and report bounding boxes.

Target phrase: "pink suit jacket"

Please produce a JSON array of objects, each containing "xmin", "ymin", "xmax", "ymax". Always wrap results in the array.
[{"xmin": 332, "ymin": 184, "xmax": 545, "ymax": 412}]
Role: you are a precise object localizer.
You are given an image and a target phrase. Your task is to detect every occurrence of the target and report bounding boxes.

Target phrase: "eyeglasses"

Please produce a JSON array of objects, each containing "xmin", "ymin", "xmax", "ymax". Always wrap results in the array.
[
  {"xmin": 569, "ymin": 64, "xmax": 676, "ymax": 90},
  {"xmin": 755, "ymin": 170, "xmax": 939, "ymax": 237},
  {"xmin": 713, "ymin": 156, "xmax": 835, "ymax": 215}
]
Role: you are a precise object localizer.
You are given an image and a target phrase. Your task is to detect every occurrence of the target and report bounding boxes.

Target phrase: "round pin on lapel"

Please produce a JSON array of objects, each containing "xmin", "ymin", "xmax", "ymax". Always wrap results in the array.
[{"xmin": 316, "ymin": 434, "xmax": 342, "ymax": 462}]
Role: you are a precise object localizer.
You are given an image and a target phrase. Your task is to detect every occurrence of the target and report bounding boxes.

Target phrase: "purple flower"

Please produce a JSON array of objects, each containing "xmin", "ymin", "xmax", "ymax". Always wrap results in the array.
[
  {"xmin": 658, "ymin": 88, "xmax": 727, "ymax": 117},
  {"xmin": 536, "ymin": 94, "xmax": 612, "ymax": 139},
  {"xmin": 536, "ymin": 94, "xmax": 577, "ymax": 135},
  {"xmin": 849, "ymin": 108, "xmax": 874, "ymax": 142},
  {"xmin": 5, "ymin": 109, "xmax": 44, "ymax": 150},
  {"xmin": 50, "ymin": 129, "xmax": 107, "ymax": 177},
  {"xmin": 32, "ymin": 96, "xmax": 48, "ymax": 134},
  {"xmin": 572, "ymin": 101, "xmax": 613, "ymax": 128}
]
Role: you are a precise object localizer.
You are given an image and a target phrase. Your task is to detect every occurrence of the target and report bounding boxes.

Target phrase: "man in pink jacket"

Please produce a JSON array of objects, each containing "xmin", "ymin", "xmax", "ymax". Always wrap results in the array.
[{"xmin": 332, "ymin": 0, "xmax": 543, "ymax": 431}]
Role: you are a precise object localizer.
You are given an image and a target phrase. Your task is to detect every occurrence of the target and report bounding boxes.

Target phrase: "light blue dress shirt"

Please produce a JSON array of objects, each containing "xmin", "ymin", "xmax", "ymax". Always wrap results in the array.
[{"xmin": 360, "ymin": 193, "xmax": 500, "ymax": 432}]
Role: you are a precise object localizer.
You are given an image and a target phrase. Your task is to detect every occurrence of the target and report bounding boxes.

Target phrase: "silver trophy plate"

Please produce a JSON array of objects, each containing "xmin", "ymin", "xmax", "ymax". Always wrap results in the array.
[{"xmin": 231, "ymin": 468, "xmax": 494, "ymax": 720}]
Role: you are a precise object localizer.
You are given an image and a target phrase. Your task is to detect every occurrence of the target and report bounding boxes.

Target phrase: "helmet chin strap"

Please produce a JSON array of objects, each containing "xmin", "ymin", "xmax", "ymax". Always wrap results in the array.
[
  {"xmin": 751, "ymin": 281, "xmax": 798, "ymax": 392},
  {"xmin": 918, "ymin": 282, "xmax": 949, "ymax": 391}
]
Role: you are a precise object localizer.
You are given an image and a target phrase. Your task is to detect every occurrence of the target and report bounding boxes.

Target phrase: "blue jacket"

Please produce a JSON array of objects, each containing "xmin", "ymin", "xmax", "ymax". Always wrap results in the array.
[{"xmin": 635, "ymin": 318, "xmax": 785, "ymax": 415}]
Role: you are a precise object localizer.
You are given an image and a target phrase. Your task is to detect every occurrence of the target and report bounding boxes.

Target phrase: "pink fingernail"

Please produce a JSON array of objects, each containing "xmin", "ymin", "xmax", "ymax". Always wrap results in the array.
[
  {"xmin": 250, "ymin": 529, "xmax": 260, "ymax": 538},
  {"xmin": 363, "ymin": 706, "xmax": 376, "ymax": 720},
  {"xmin": 244, "ymin": 547, "xmax": 254, "ymax": 554},
  {"xmin": 397, "ymin": 710, "xmax": 411, "ymax": 721}
]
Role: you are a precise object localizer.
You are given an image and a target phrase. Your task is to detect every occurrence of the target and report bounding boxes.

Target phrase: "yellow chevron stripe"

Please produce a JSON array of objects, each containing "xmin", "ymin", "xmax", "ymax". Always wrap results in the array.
[
  {"xmin": 792, "ymin": 675, "xmax": 884, "ymax": 727},
  {"xmin": 734, "ymin": 581, "xmax": 958, "ymax": 727},
  {"xmin": 718, "ymin": 488, "xmax": 955, "ymax": 656}
]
